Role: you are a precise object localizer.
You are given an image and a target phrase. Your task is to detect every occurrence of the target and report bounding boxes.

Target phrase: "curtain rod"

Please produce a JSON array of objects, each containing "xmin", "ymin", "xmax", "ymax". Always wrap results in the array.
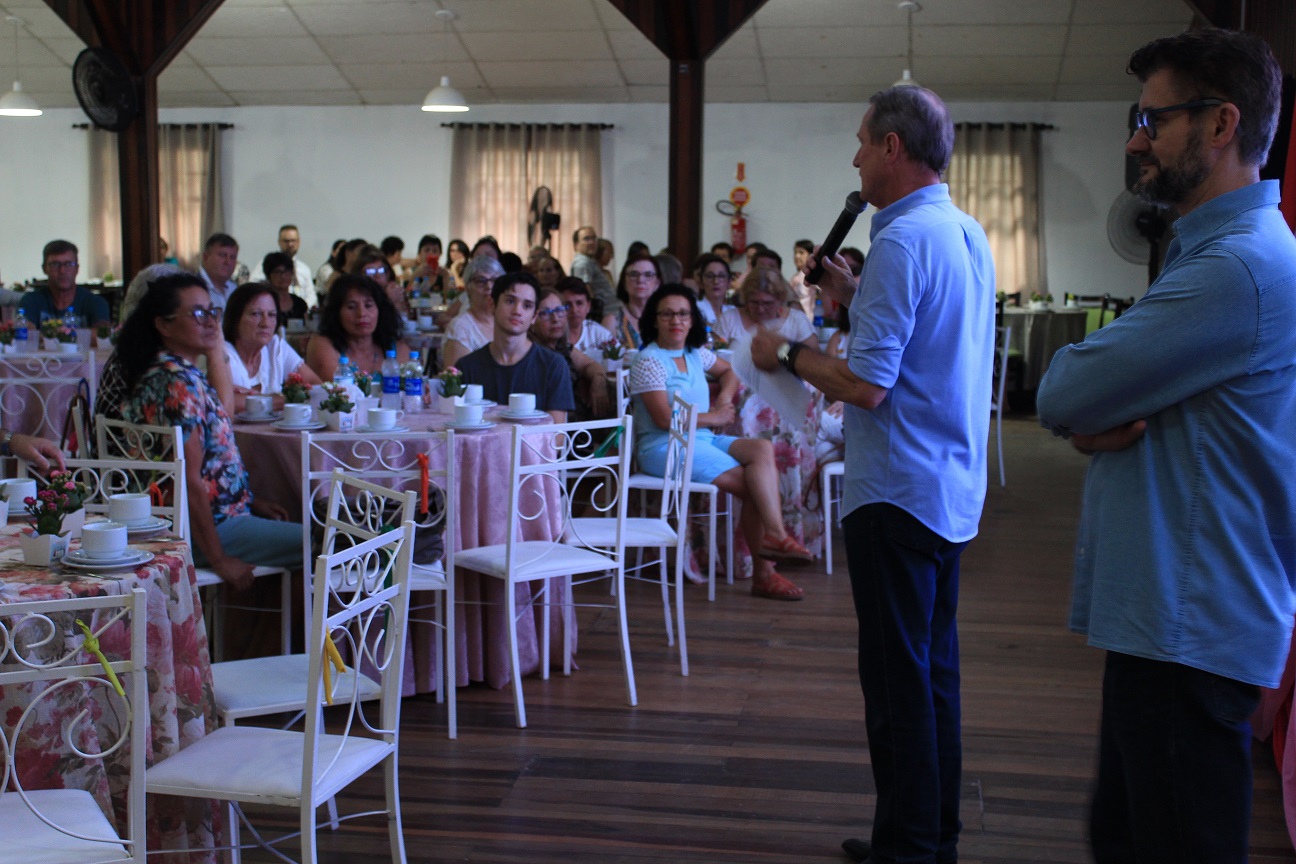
[
  {"xmin": 439, "ymin": 122, "xmax": 613, "ymax": 129},
  {"xmin": 72, "ymin": 122, "xmax": 234, "ymax": 130},
  {"xmin": 954, "ymin": 122, "xmax": 1055, "ymax": 130}
]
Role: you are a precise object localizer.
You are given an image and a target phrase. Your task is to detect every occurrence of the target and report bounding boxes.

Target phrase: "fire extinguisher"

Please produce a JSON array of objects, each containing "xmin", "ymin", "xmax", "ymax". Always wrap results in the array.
[
  {"xmin": 717, "ymin": 162, "xmax": 752, "ymax": 255},
  {"xmin": 730, "ymin": 210, "xmax": 747, "ymax": 255}
]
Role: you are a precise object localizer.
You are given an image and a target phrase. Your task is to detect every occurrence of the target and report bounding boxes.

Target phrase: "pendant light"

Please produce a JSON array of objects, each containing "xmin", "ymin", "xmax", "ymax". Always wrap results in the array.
[
  {"xmin": 893, "ymin": 1, "xmax": 921, "ymax": 89},
  {"xmin": 0, "ymin": 16, "xmax": 42, "ymax": 117},
  {"xmin": 422, "ymin": 9, "xmax": 468, "ymax": 113}
]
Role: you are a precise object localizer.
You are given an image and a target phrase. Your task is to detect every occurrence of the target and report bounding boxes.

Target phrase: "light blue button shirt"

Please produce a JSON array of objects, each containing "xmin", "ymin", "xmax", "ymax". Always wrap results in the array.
[{"xmin": 1037, "ymin": 181, "xmax": 1296, "ymax": 687}]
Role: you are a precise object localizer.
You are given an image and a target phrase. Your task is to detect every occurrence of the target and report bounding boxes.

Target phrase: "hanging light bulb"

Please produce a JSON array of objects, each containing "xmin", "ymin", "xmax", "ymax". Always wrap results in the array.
[
  {"xmin": 0, "ymin": 17, "xmax": 42, "ymax": 117},
  {"xmin": 893, "ymin": 1, "xmax": 921, "ymax": 89},
  {"xmin": 422, "ymin": 9, "xmax": 469, "ymax": 113}
]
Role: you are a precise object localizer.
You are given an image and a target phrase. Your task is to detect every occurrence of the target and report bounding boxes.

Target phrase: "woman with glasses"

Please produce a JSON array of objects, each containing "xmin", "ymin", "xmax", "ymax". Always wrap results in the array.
[
  {"xmin": 630, "ymin": 284, "xmax": 810, "ymax": 601},
  {"xmin": 222, "ymin": 282, "xmax": 322, "ymax": 415},
  {"xmin": 718, "ymin": 265, "xmax": 820, "ymax": 350},
  {"xmin": 261, "ymin": 251, "xmax": 308, "ymax": 327},
  {"xmin": 305, "ymin": 273, "xmax": 410, "ymax": 380},
  {"xmin": 442, "ymin": 255, "xmax": 505, "ymax": 369},
  {"xmin": 530, "ymin": 287, "xmax": 611, "ymax": 419},
  {"xmin": 117, "ymin": 272, "xmax": 300, "ymax": 590},
  {"xmin": 348, "ymin": 244, "xmax": 408, "ymax": 320},
  {"xmin": 603, "ymin": 253, "xmax": 662, "ymax": 350},
  {"xmin": 692, "ymin": 252, "xmax": 733, "ymax": 326}
]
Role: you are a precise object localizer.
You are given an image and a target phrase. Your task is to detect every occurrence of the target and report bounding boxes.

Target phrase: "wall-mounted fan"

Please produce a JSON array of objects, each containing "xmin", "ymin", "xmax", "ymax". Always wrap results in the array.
[
  {"xmin": 1107, "ymin": 190, "xmax": 1170, "ymax": 284},
  {"xmin": 73, "ymin": 47, "xmax": 138, "ymax": 132},
  {"xmin": 527, "ymin": 186, "xmax": 561, "ymax": 250}
]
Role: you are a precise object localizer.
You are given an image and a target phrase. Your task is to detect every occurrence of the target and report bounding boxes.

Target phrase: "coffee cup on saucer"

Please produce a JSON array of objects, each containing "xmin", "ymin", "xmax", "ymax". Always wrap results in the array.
[
  {"xmin": 418, "ymin": 314, "xmax": 434, "ymax": 330},
  {"xmin": 508, "ymin": 393, "xmax": 536, "ymax": 415},
  {"xmin": 108, "ymin": 492, "xmax": 152, "ymax": 527},
  {"xmin": 464, "ymin": 383, "xmax": 484, "ymax": 404},
  {"xmin": 367, "ymin": 407, "xmax": 404, "ymax": 430},
  {"xmin": 245, "ymin": 394, "xmax": 274, "ymax": 418},
  {"xmin": 0, "ymin": 478, "xmax": 38, "ymax": 505},
  {"xmin": 454, "ymin": 402, "xmax": 485, "ymax": 426},
  {"xmin": 80, "ymin": 521, "xmax": 128, "ymax": 559},
  {"xmin": 282, "ymin": 403, "xmax": 312, "ymax": 425}
]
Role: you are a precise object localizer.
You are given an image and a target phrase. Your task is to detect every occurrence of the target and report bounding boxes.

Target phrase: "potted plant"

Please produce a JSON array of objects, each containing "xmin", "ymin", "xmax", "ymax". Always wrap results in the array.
[
  {"xmin": 282, "ymin": 372, "xmax": 311, "ymax": 404},
  {"xmin": 19, "ymin": 479, "xmax": 80, "ymax": 565},
  {"xmin": 600, "ymin": 339, "xmax": 625, "ymax": 372},
  {"xmin": 318, "ymin": 382, "xmax": 356, "ymax": 431},
  {"xmin": 1028, "ymin": 291, "xmax": 1051, "ymax": 311},
  {"xmin": 0, "ymin": 321, "xmax": 13, "ymax": 353},
  {"xmin": 40, "ymin": 318, "xmax": 79, "ymax": 352},
  {"xmin": 432, "ymin": 366, "xmax": 464, "ymax": 412}
]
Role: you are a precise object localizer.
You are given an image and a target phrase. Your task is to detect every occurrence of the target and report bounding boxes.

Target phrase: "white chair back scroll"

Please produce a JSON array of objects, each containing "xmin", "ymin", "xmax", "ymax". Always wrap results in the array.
[
  {"xmin": 0, "ymin": 588, "xmax": 148, "ymax": 864},
  {"xmin": 0, "ymin": 350, "xmax": 97, "ymax": 449},
  {"xmin": 146, "ymin": 485, "xmax": 415, "ymax": 864}
]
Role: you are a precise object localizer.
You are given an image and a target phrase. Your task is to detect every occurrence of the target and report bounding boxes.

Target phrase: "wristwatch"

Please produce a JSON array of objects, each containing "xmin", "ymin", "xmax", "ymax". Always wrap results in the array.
[{"xmin": 777, "ymin": 341, "xmax": 804, "ymax": 379}]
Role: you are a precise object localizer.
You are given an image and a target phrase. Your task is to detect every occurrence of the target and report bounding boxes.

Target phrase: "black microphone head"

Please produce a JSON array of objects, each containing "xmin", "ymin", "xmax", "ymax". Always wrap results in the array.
[{"xmin": 844, "ymin": 191, "xmax": 865, "ymax": 215}]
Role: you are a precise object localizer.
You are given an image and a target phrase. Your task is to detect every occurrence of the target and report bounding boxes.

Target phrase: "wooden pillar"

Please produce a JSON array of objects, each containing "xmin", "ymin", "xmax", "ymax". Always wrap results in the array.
[
  {"xmin": 117, "ymin": 76, "xmax": 159, "ymax": 285},
  {"xmin": 668, "ymin": 59, "xmax": 704, "ymax": 267}
]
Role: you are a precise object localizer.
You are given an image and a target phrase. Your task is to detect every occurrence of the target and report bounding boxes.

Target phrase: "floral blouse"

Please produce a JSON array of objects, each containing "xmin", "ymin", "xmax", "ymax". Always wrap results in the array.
[{"xmin": 124, "ymin": 351, "xmax": 252, "ymax": 523}]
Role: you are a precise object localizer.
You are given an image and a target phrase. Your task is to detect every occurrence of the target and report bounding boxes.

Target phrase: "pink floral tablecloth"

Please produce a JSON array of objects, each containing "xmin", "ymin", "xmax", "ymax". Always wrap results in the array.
[
  {"xmin": 233, "ymin": 410, "xmax": 569, "ymax": 693},
  {"xmin": 1254, "ymin": 628, "xmax": 1296, "ymax": 852},
  {"xmin": 0, "ymin": 525, "xmax": 219, "ymax": 863}
]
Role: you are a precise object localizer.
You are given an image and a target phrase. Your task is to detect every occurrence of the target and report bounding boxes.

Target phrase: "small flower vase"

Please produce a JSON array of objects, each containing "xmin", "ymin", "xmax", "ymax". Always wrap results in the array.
[
  {"xmin": 0, "ymin": 343, "xmax": 13, "ymax": 354},
  {"xmin": 62, "ymin": 507, "xmax": 87, "ymax": 540},
  {"xmin": 20, "ymin": 530, "xmax": 69, "ymax": 566},
  {"xmin": 58, "ymin": 341, "xmax": 80, "ymax": 354},
  {"xmin": 322, "ymin": 410, "xmax": 356, "ymax": 432},
  {"xmin": 605, "ymin": 357, "xmax": 623, "ymax": 373}
]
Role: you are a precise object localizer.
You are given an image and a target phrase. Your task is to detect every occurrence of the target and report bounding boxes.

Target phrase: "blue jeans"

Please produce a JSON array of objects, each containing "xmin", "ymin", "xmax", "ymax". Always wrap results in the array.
[
  {"xmin": 194, "ymin": 514, "xmax": 303, "ymax": 570},
  {"xmin": 843, "ymin": 503, "xmax": 966, "ymax": 864},
  {"xmin": 1090, "ymin": 651, "xmax": 1259, "ymax": 864}
]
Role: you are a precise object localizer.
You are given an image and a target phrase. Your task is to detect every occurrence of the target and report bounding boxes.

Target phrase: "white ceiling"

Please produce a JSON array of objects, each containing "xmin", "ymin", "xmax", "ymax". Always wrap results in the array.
[{"xmin": 0, "ymin": 0, "xmax": 1195, "ymax": 110}]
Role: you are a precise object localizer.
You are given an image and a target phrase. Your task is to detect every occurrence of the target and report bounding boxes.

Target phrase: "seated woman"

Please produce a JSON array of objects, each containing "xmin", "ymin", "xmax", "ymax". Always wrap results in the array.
[
  {"xmin": 441, "ymin": 255, "xmax": 504, "ymax": 368},
  {"xmin": 305, "ymin": 273, "xmax": 410, "ymax": 381},
  {"xmin": 716, "ymin": 265, "xmax": 820, "ymax": 350},
  {"xmin": 223, "ymin": 283, "xmax": 322, "ymax": 414},
  {"xmin": 603, "ymin": 253, "xmax": 662, "ymax": 350},
  {"xmin": 261, "ymin": 251, "xmax": 309, "ymax": 326},
  {"xmin": 558, "ymin": 276, "xmax": 613, "ymax": 355},
  {"xmin": 348, "ymin": 244, "xmax": 408, "ymax": 320},
  {"xmin": 530, "ymin": 287, "xmax": 610, "ymax": 419},
  {"xmin": 692, "ymin": 252, "xmax": 732, "ymax": 326},
  {"xmin": 629, "ymin": 284, "xmax": 811, "ymax": 601},
  {"xmin": 526, "ymin": 254, "xmax": 566, "ymax": 293},
  {"xmin": 116, "ymin": 272, "xmax": 300, "ymax": 589},
  {"xmin": 322, "ymin": 238, "xmax": 367, "ymax": 300}
]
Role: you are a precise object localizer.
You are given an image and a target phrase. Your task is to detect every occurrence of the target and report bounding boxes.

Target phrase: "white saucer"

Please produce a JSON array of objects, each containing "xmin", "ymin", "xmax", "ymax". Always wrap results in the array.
[
  {"xmin": 445, "ymin": 420, "xmax": 496, "ymax": 431},
  {"xmin": 273, "ymin": 420, "xmax": 326, "ymax": 431},
  {"xmin": 355, "ymin": 424, "xmax": 411, "ymax": 433},
  {"xmin": 125, "ymin": 517, "xmax": 172, "ymax": 536},
  {"xmin": 463, "ymin": 399, "xmax": 496, "ymax": 409},
  {"xmin": 61, "ymin": 547, "xmax": 154, "ymax": 570},
  {"xmin": 235, "ymin": 412, "xmax": 282, "ymax": 424},
  {"xmin": 499, "ymin": 409, "xmax": 550, "ymax": 422}
]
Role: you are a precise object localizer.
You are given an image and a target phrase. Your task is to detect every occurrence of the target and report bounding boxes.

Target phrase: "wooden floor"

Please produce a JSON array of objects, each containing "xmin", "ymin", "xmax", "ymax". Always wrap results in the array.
[{"xmin": 235, "ymin": 416, "xmax": 1295, "ymax": 863}]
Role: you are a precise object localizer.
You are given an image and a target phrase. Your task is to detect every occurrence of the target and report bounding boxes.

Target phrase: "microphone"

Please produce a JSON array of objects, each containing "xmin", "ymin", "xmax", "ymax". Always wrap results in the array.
[{"xmin": 805, "ymin": 191, "xmax": 865, "ymax": 285}]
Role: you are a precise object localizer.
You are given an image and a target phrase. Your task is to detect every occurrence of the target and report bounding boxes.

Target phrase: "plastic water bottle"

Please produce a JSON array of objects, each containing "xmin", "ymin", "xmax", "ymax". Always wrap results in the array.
[
  {"xmin": 333, "ymin": 355, "xmax": 354, "ymax": 389},
  {"xmin": 813, "ymin": 298, "xmax": 825, "ymax": 331},
  {"xmin": 704, "ymin": 324, "xmax": 714, "ymax": 349},
  {"xmin": 380, "ymin": 349, "xmax": 402, "ymax": 409},
  {"xmin": 402, "ymin": 351, "xmax": 424, "ymax": 413},
  {"xmin": 13, "ymin": 309, "xmax": 28, "ymax": 353}
]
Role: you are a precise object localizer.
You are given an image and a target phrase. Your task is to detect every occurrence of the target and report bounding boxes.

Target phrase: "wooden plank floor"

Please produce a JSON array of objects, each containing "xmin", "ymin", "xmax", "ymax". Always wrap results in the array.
[{"xmin": 232, "ymin": 416, "xmax": 1295, "ymax": 862}]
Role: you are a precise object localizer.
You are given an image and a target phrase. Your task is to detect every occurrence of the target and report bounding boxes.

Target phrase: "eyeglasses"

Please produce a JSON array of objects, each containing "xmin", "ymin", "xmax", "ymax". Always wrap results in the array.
[
  {"xmin": 701, "ymin": 271, "xmax": 730, "ymax": 282},
  {"xmin": 536, "ymin": 304, "xmax": 570, "ymax": 319},
  {"xmin": 363, "ymin": 266, "xmax": 386, "ymax": 277},
  {"xmin": 469, "ymin": 277, "xmax": 495, "ymax": 287},
  {"xmin": 45, "ymin": 260, "xmax": 78, "ymax": 270},
  {"xmin": 745, "ymin": 298, "xmax": 779, "ymax": 309},
  {"xmin": 269, "ymin": 268, "xmax": 292, "ymax": 277},
  {"xmin": 625, "ymin": 271, "xmax": 658, "ymax": 282},
  {"xmin": 656, "ymin": 310, "xmax": 693, "ymax": 321},
  {"xmin": 166, "ymin": 306, "xmax": 220, "ymax": 325},
  {"xmin": 1134, "ymin": 98, "xmax": 1224, "ymax": 140}
]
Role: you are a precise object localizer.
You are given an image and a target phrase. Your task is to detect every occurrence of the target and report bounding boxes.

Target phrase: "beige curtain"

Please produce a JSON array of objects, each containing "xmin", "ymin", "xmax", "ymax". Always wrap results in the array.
[
  {"xmin": 450, "ymin": 123, "xmax": 603, "ymax": 264},
  {"xmin": 88, "ymin": 124, "xmax": 226, "ymax": 278},
  {"xmin": 946, "ymin": 123, "xmax": 1043, "ymax": 298}
]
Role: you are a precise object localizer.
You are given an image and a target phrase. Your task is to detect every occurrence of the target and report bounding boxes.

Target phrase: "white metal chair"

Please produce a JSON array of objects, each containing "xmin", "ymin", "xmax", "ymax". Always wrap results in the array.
[
  {"xmin": 820, "ymin": 460, "xmax": 846, "ymax": 575},
  {"xmin": 454, "ymin": 417, "xmax": 636, "ymax": 728},
  {"xmin": 0, "ymin": 350, "xmax": 97, "ymax": 450},
  {"xmin": 0, "ymin": 588, "xmax": 148, "ymax": 864},
  {"xmin": 570, "ymin": 395, "xmax": 696, "ymax": 674},
  {"xmin": 95, "ymin": 415, "xmax": 293, "ymax": 657},
  {"xmin": 992, "ymin": 324, "xmax": 1012, "ymax": 488},
  {"xmin": 300, "ymin": 430, "xmax": 458, "ymax": 738},
  {"xmin": 146, "ymin": 485, "xmax": 416, "ymax": 864}
]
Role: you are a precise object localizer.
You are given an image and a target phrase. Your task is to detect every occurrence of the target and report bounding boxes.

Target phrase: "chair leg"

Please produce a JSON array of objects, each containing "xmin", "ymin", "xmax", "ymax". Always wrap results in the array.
[
  {"xmin": 674, "ymin": 537, "xmax": 689, "ymax": 677},
  {"xmin": 324, "ymin": 797, "xmax": 339, "ymax": 831},
  {"xmin": 507, "ymin": 584, "xmax": 526, "ymax": 728},
  {"xmin": 445, "ymin": 583, "xmax": 458, "ymax": 739},
  {"xmin": 659, "ymin": 546, "xmax": 674, "ymax": 646},
  {"xmin": 280, "ymin": 568, "xmax": 292, "ymax": 655},
  {"xmin": 385, "ymin": 752, "xmax": 406, "ymax": 863},
  {"xmin": 562, "ymin": 574, "xmax": 573, "ymax": 678},
  {"xmin": 823, "ymin": 472, "xmax": 834, "ymax": 576},
  {"xmin": 996, "ymin": 407, "xmax": 1006, "ymax": 487},
  {"xmin": 540, "ymin": 580, "xmax": 551, "ymax": 681},
  {"xmin": 299, "ymin": 798, "xmax": 318, "ymax": 864},
  {"xmin": 227, "ymin": 800, "xmax": 241, "ymax": 864},
  {"xmin": 724, "ymin": 493, "xmax": 735, "ymax": 586},
  {"xmin": 614, "ymin": 565, "xmax": 637, "ymax": 706},
  {"xmin": 707, "ymin": 491, "xmax": 717, "ymax": 602}
]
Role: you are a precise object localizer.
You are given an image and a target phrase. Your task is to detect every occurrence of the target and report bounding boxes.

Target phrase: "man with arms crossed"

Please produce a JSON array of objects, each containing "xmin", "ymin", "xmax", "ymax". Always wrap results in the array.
[
  {"xmin": 457, "ymin": 271, "xmax": 574, "ymax": 422},
  {"xmin": 570, "ymin": 225, "xmax": 618, "ymax": 321},
  {"xmin": 752, "ymin": 86, "xmax": 994, "ymax": 863},
  {"xmin": 1036, "ymin": 30, "xmax": 1296, "ymax": 863}
]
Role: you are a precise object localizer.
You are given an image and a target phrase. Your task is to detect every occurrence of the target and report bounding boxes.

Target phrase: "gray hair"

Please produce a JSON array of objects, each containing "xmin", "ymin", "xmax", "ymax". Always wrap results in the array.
[
  {"xmin": 867, "ymin": 86, "xmax": 955, "ymax": 176},
  {"xmin": 120, "ymin": 262, "xmax": 187, "ymax": 323},
  {"xmin": 460, "ymin": 254, "xmax": 505, "ymax": 286}
]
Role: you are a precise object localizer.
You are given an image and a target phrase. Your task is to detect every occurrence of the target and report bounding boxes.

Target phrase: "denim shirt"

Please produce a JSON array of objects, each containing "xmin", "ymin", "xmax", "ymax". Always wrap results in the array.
[
  {"xmin": 843, "ymin": 183, "xmax": 996, "ymax": 543},
  {"xmin": 1037, "ymin": 181, "xmax": 1296, "ymax": 687}
]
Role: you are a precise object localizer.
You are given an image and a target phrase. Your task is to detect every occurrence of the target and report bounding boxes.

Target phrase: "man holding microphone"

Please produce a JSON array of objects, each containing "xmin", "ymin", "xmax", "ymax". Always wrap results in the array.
[{"xmin": 752, "ymin": 85, "xmax": 995, "ymax": 863}]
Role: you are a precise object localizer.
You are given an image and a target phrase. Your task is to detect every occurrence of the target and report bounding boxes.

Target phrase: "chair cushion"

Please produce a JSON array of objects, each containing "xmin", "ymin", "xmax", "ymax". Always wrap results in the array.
[
  {"xmin": 145, "ymin": 725, "xmax": 392, "ymax": 805},
  {"xmin": 0, "ymin": 790, "xmax": 130, "ymax": 864},
  {"xmin": 409, "ymin": 560, "xmax": 447, "ymax": 591},
  {"xmin": 627, "ymin": 473, "xmax": 719, "ymax": 493},
  {"xmin": 211, "ymin": 654, "xmax": 382, "ymax": 721},
  {"xmin": 568, "ymin": 517, "xmax": 677, "ymax": 548},
  {"xmin": 456, "ymin": 541, "xmax": 616, "ymax": 580}
]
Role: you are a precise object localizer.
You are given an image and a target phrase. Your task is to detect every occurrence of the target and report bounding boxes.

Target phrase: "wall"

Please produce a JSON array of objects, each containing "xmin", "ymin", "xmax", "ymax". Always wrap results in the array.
[{"xmin": 0, "ymin": 100, "xmax": 1147, "ymax": 302}]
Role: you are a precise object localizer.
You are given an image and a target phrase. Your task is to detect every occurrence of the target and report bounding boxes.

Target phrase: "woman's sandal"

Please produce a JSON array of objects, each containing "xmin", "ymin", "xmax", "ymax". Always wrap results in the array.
[
  {"xmin": 752, "ymin": 569, "xmax": 804, "ymax": 601},
  {"xmin": 759, "ymin": 533, "xmax": 814, "ymax": 562}
]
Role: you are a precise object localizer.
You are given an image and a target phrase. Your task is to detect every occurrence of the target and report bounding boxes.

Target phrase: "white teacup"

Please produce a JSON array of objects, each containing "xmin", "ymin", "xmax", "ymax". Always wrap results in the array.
[
  {"xmin": 80, "ymin": 521, "xmax": 128, "ymax": 560},
  {"xmin": 0, "ymin": 478, "xmax": 37, "ymax": 505},
  {"xmin": 0, "ymin": 497, "xmax": 8, "ymax": 524},
  {"xmin": 108, "ymin": 492, "xmax": 152, "ymax": 527},
  {"xmin": 418, "ymin": 314, "xmax": 434, "ymax": 330},
  {"xmin": 367, "ymin": 407, "xmax": 404, "ymax": 430},
  {"xmin": 464, "ymin": 383, "xmax": 485, "ymax": 404},
  {"xmin": 454, "ymin": 402, "xmax": 485, "ymax": 426},
  {"xmin": 508, "ymin": 393, "xmax": 536, "ymax": 415},
  {"xmin": 282, "ymin": 403, "xmax": 313, "ymax": 426},
  {"xmin": 245, "ymin": 394, "xmax": 274, "ymax": 418}
]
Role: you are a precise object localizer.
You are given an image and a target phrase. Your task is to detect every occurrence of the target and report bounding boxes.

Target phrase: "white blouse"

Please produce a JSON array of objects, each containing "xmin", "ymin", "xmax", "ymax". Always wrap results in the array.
[
  {"xmin": 444, "ymin": 312, "xmax": 492, "ymax": 354},
  {"xmin": 223, "ymin": 336, "xmax": 306, "ymax": 394}
]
